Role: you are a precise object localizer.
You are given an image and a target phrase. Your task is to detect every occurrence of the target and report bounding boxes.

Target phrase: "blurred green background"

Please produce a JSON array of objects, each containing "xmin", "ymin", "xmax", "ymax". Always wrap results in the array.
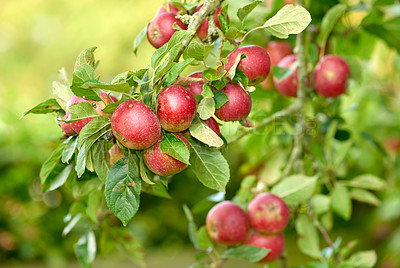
[{"xmin": 1, "ymin": 0, "xmax": 400, "ymax": 267}]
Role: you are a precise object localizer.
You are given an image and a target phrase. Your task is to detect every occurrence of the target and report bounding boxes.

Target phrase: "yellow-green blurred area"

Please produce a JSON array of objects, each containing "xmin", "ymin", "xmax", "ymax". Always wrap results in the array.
[{"xmin": 1, "ymin": 0, "xmax": 400, "ymax": 267}]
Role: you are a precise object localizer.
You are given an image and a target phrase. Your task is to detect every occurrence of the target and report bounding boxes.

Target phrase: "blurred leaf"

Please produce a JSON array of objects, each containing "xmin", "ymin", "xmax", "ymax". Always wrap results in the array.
[
  {"xmin": 360, "ymin": 131, "xmax": 388, "ymax": 157},
  {"xmin": 346, "ymin": 250, "xmax": 377, "ymax": 268},
  {"xmin": 222, "ymin": 245, "xmax": 270, "ymax": 262},
  {"xmin": 213, "ymin": 90, "xmax": 229, "ymax": 109},
  {"xmin": 189, "ymin": 139, "xmax": 230, "ymax": 193},
  {"xmin": 183, "ymin": 41, "xmax": 213, "ymax": 61},
  {"xmin": 345, "ymin": 174, "xmax": 387, "ymax": 191},
  {"xmin": 62, "ymin": 136, "xmax": 78, "ymax": 164},
  {"xmin": 190, "ymin": 117, "xmax": 223, "ymax": 147},
  {"xmin": 75, "ymin": 46, "xmax": 97, "ymax": 69},
  {"xmin": 142, "ymin": 182, "xmax": 171, "ymax": 199},
  {"xmin": 133, "ymin": 25, "xmax": 148, "ymax": 54},
  {"xmin": 114, "ymin": 228, "xmax": 145, "ymax": 267},
  {"xmin": 202, "ymin": 83, "xmax": 214, "ymax": 98},
  {"xmin": 183, "ymin": 204, "xmax": 199, "ymax": 248},
  {"xmin": 295, "ymin": 214, "xmax": 321, "ymax": 259},
  {"xmin": 164, "ymin": 58, "xmax": 196, "ymax": 87},
  {"xmin": 312, "ymin": 194, "xmax": 331, "ymax": 215},
  {"xmin": 271, "ymin": 174, "xmax": 317, "ymax": 207},
  {"xmin": 350, "ymin": 189, "xmax": 380, "ymax": 206},
  {"xmin": 92, "ymin": 140, "xmax": 111, "ymax": 182},
  {"xmin": 105, "ymin": 157, "xmax": 141, "ymax": 226},
  {"xmin": 198, "ymin": 97, "xmax": 215, "ymax": 120},
  {"xmin": 317, "ymin": 4, "xmax": 347, "ymax": 47},
  {"xmin": 272, "ymin": 65, "xmax": 297, "ymax": 82},
  {"xmin": 237, "ymin": 0, "xmax": 263, "ymax": 22},
  {"xmin": 331, "ymin": 183, "xmax": 352, "ymax": 220},
  {"xmin": 263, "ymin": 4, "xmax": 312, "ymax": 39},
  {"xmin": 86, "ymin": 190, "xmax": 103, "ymax": 223},
  {"xmin": 321, "ymin": 212, "xmax": 333, "ymax": 232},
  {"xmin": 218, "ymin": 14, "xmax": 229, "ymax": 33},
  {"xmin": 160, "ymin": 132, "xmax": 190, "ymax": 164},
  {"xmin": 196, "ymin": 226, "xmax": 212, "ymax": 250},
  {"xmin": 193, "ymin": 192, "xmax": 225, "ymax": 214},
  {"xmin": 53, "ymin": 79, "xmax": 72, "ymax": 110},
  {"xmin": 40, "ymin": 145, "xmax": 66, "ymax": 192},
  {"xmin": 99, "ymin": 230, "xmax": 115, "ymax": 258},
  {"xmin": 62, "ymin": 213, "xmax": 82, "ymax": 237},
  {"xmin": 21, "ymin": 98, "xmax": 62, "ymax": 118},
  {"xmin": 225, "ymin": 26, "xmax": 239, "ymax": 40},
  {"xmin": 74, "ymin": 231, "xmax": 96, "ymax": 268},
  {"xmin": 232, "ymin": 175, "xmax": 257, "ymax": 209}
]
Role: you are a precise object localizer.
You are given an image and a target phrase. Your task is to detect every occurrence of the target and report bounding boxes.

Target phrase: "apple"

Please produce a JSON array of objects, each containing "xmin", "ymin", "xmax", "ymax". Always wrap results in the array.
[
  {"xmin": 111, "ymin": 100, "xmax": 161, "ymax": 150},
  {"xmin": 383, "ymin": 138, "xmax": 400, "ymax": 154},
  {"xmin": 109, "ymin": 143, "xmax": 125, "ymax": 166},
  {"xmin": 143, "ymin": 134, "xmax": 189, "ymax": 176},
  {"xmin": 247, "ymin": 193, "xmax": 289, "ymax": 234},
  {"xmin": 206, "ymin": 201, "xmax": 249, "ymax": 246},
  {"xmin": 66, "ymin": 90, "xmax": 117, "ymax": 134},
  {"xmin": 244, "ymin": 232, "xmax": 285, "ymax": 262},
  {"xmin": 204, "ymin": 117, "xmax": 220, "ymax": 136},
  {"xmin": 225, "ymin": 45, "xmax": 271, "ymax": 85},
  {"xmin": 273, "ymin": 54, "xmax": 299, "ymax": 97},
  {"xmin": 147, "ymin": 12, "xmax": 187, "ymax": 49},
  {"xmin": 313, "ymin": 55, "xmax": 350, "ymax": 97},
  {"xmin": 195, "ymin": 5, "xmax": 227, "ymax": 41},
  {"xmin": 157, "ymin": 85, "xmax": 198, "ymax": 132},
  {"xmin": 187, "ymin": 71, "xmax": 205, "ymax": 95},
  {"xmin": 60, "ymin": 112, "xmax": 76, "ymax": 136},
  {"xmin": 214, "ymin": 84, "xmax": 252, "ymax": 122}
]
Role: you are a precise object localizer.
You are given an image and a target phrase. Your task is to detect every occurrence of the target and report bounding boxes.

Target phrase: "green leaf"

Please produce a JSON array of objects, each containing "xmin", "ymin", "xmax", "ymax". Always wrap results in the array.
[
  {"xmin": 232, "ymin": 175, "xmax": 257, "ymax": 209},
  {"xmin": 142, "ymin": 182, "xmax": 171, "ymax": 199},
  {"xmin": 81, "ymin": 80, "xmax": 131, "ymax": 94},
  {"xmin": 136, "ymin": 152, "xmax": 154, "ymax": 185},
  {"xmin": 133, "ymin": 25, "xmax": 148, "ymax": 54},
  {"xmin": 198, "ymin": 97, "xmax": 215, "ymax": 120},
  {"xmin": 345, "ymin": 174, "xmax": 387, "ymax": 191},
  {"xmin": 346, "ymin": 250, "xmax": 377, "ymax": 268},
  {"xmin": 62, "ymin": 213, "xmax": 82, "ymax": 237},
  {"xmin": 183, "ymin": 204, "xmax": 198, "ymax": 248},
  {"xmin": 164, "ymin": 58, "xmax": 196, "ymax": 86},
  {"xmin": 237, "ymin": 0, "xmax": 263, "ymax": 22},
  {"xmin": 188, "ymin": 139, "xmax": 230, "ymax": 193},
  {"xmin": 48, "ymin": 163, "xmax": 74, "ymax": 192},
  {"xmin": 189, "ymin": 117, "xmax": 223, "ymax": 147},
  {"xmin": 86, "ymin": 190, "xmax": 104, "ymax": 223},
  {"xmin": 262, "ymin": 4, "xmax": 312, "ymax": 39},
  {"xmin": 76, "ymin": 144, "xmax": 86, "ymax": 177},
  {"xmin": 222, "ymin": 245, "xmax": 270, "ymax": 263},
  {"xmin": 217, "ymin": 14, "xmax": 229, "ymax": 33},
  {"xmin": 21, "ymin": 99, "xmax": 62, "ymax": 118},
  {"xmin": 67, "ymin": 102, "xmax": 98, "ymax": 123},
  {"xmin": 74, "ymin": 231, "xmax": 96, "ymax": 268},
  {"xmin": 183, "ymin": 41, "xmax": 213, "ymax": 61},
  {"xmin": 52, "ymin": 75, "xmax": 72, "ymax": 110},
  {"xmin": 40, "ymin": 145, "xmax": 66, "ymax": 192},
  {"xmin": 317, "ymin": 4, "xmax": 347, "ymax": 47},
  {"xmin": 213, "ymin": 90, "xmax": 229, "ymax": 109},
  {"xmin": 202, "ymin": 83, "xmax": 214, "ymax": 98},
  {"xmin": 159, "ymin": 133, "xmax": 190, "ymax": 165},
  {"xmin": 92, "ymin": 140, "xmax": 111, "ymax": 182},
  {"xmin": 331, "ymin": 183, "xmax": 352, "ymax": 220},
  {"xmin": 195, "ymin": 226, "xmax": 213, "ymax": 250},
  {"xmin": 272, "ymin": 64, "xmax": 297, "ymax": 82},
  {"xmin": 192, "ymin": 192, "xmax": 225, "ymax": 214},
  {"xmin": 62, "ymin": 136, "xmax": 78, "ymax": 164},
  {"xmin": 226, "ymin": 53, "xmax": 245, "ymax": 80},
  {"xmin": 312, "ymin": 194, "xmax": 331, "ymax": 215},
  {"xmin": 75, "ymin": 46, "xmax": 97, "ymax": 68},
  {"xmin": 271, "ymin": 174, "xmax": 317, "ymax": 207},
  {"xmin": 350, "ymin": 189, "xmax": 380, "ymax": 206},
  {"xmin": 203, "ymin": 68, "xmax": 225, "ymax": 81},
  {"xmin": 71, "ymin": 65, "xmax": 102, "ymax": 101},
  {"xmin": 295, "ymin": 214, "xmax": 321, "ymax": 259},
  {"xmin": 78, "ymin": 116, "xmax": 111, "ymax": 148},
  {"xmin": 112, "ymin": 228, "xmax": 145, "ymax": 266},
  {"xmin": 225, "ymin": 26, "xmax": 240, "ymax": 40},
  {"xmin": 105, "ymin": 157, "xmax": 141, "ymax": 226}
]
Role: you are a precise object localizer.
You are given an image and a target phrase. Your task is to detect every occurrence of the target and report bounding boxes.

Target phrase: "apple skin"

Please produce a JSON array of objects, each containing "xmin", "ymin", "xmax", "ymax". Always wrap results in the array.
[
  {"xmin": 214, "ymin": 84, "xmax": 252, "ymax": 122},
  {"xmin": 313, "ymin": 55, "xmax": 350, "ymax": 97},
  {"xmin": 204, "ymin": 117, "xmax": 220, "ymax": 136},
  {"xmin": 273, "ymin": 54, "xmax": 299, "ymax": 97},
  {"xmin": 187, "ymin": 71, "xmax": 205, "ymax": 95},
  {"xmin": 157, "ymin": 85, "xmax": 198, "ymax": 132},
  {"xmin": 61, "ymin": 112, "xmax": 76, "ymax": 136},
  {"xmin": 143, "ymin": 134, "xmax": 189, "ymax": 176},
  {"xmin": 244, "ymin": 231, "xmax": 285, "ymax": 262},
  {"xmin": 206, "ymin": 201, "xmax": 250, "ymax": 246},
  {"xmin": 247, "ymin": 193, "xmax": 290, "ymax": 234},
  {"xmin": 111, "ymin": 100, "xmax": 161, "ymax": 150},
  {"xmin": 109, "ymin": 143, "xmax": 125, "ymax": 166},
  {"xmin": 66, "ymin": 90, "xmax": 117, "ymax": 134},
  {"xmin": 195, "ymin": 5, "xmax": 227, "ymax": 41},
  {"xmin": 226, "ymin": 45, "xmax": 271, "ymax": 85},
  {"xmin": 147, "ymin": 12, "xmax": 187, "ymax": 49}
]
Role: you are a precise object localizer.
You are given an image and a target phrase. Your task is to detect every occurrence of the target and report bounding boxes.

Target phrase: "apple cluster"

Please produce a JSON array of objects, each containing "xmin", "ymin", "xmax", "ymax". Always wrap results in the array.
[{"xmin": 206, "ymin": 193, "xmax": 289, "ymax": 263}]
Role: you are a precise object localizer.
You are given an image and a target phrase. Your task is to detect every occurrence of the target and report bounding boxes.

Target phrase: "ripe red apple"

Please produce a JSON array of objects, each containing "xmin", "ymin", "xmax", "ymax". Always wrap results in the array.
[
  {"xmin": 273, "ymin": 54, "xmax": 299, "ymax": 97},
  {"xmin": 214, "ymin": 84, "xmax": 252, "ymax": 122},
  {"xmin": 147, "ymin": 12, "xmax": 187, "ymax": 49},
  {"xmin": 60, "ymin": 112, "xmax": 76, "ymax": 136},
  {"xmin": 225, "ymin": 45, "xmax": 271, "ymax": 85},
  {"xmin": 244, "ymin": 232, "xmax": 285, "ymax": 262},
  {"xmin": 187, "ymin": 71, "xmax": 205, "ymax": 95},
  {"xmin": 157, "ymin": 85, "xmax": 198, "ymax": 132},
  {"xmin": 109, "ymin": 143, "xmax": 125, "ymax": 166},
  {"xmin": 247, "ymin": 193, "xmax": 289, "ymax": 234},
  {"xmin": 111, "ymin": 100, "xmax": 161, "ymax": 150},
  {"xmin": 383, "ymin": 138, "xmax": 400, "ymax": 154},
  {"xmin": 143, "ymin": 134, "xmax": 189, "ymax": 176},
  {"xmin": 67, "ymin": 91, "xmax": 117, "ymax": 134},
  {"xmin": 195, "ymin": 5, "xmax": 227, "ymax": 41},
  {"xmin": 206, "ymin": 201, "xmax": 249, "ymax": 246},
  {"xmin": 204, "ymin": 117, "xmax": 220, "ymax": 136},
  {"xmin": 313, "ymin": 55, "xmax": 350, "ymax": 97}
]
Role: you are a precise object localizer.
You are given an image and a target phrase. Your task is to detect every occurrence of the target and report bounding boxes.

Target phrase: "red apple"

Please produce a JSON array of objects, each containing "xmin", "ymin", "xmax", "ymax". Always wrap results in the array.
[
  {"xmin": 313, "ymin": 55, "xmax": 350, "ymax": 97},
  {"xmin": 383, "ymin": 138, "xmax": 400, "ymax": 154},
  {"xmin": 109, "ymin": 143, "xmax": 125, "ymax": 166},
  {"xmin": 206, "ymin": 201, "xmax": 249, "ymax": 246},
  {"xmin": 168, "ymin": 3, "xmax": 181, "ymax": 13},
  {"xmin": 247, "ymin": 193, "xmax": 289, "ymax": 234},
  {"xmin": 244, "ymin": 232, "xmax": 285, "ymax": 262},
  {"xmin": 66, "ymin": 90, "xmax": 117, "ymax": 134},
  {"xmin": 60, "ymin": 112, "xmax": 76, "ymax": 136},
  {"xmin": 204, "ymin": 117, "xmax": 220, "ymax": 136},
  {"xmin": 225, "ymin": 45, "xmax": 271, "ymax": 85},
  {"xmin": 195, "ymin": 5, "xmax": 227, "ymax": 41},
  {"xmin": 147, "ymin": 12, "xmax": 187, "ymax": 49},
  {"xmin": 187, "ymin": 71, "xmax": 205, "ymax": 95},
  {"xmin": 266, "ymin": 41, "xmax": 293, "ymax": 66},
  {"xmin": 214, "ymin": 84, "xmax": 252, "ymax": 122},
  {"xmin": 156, "ymin": 6, "xmax": 167, "ymax": 16},
  {"xmin": 111, "ymin": 100, "xmax": 161, "ymax": 150},
  {"xmin": 273, "ymin": 54, "xmax": 299, "ymax": 97},
  {"xmin": 157, "ymin": 85, "xmax": 198, "ymax": 132},
  {"xmin": 143, "ymin": 134, "xmax": 189, "ymax": 176}
]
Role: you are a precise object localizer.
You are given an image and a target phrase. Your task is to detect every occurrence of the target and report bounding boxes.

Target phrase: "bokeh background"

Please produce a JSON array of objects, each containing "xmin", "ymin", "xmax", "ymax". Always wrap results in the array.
[{"xmin": 1, "ymin": 0, "xmax": 400, "ymax": 267}]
